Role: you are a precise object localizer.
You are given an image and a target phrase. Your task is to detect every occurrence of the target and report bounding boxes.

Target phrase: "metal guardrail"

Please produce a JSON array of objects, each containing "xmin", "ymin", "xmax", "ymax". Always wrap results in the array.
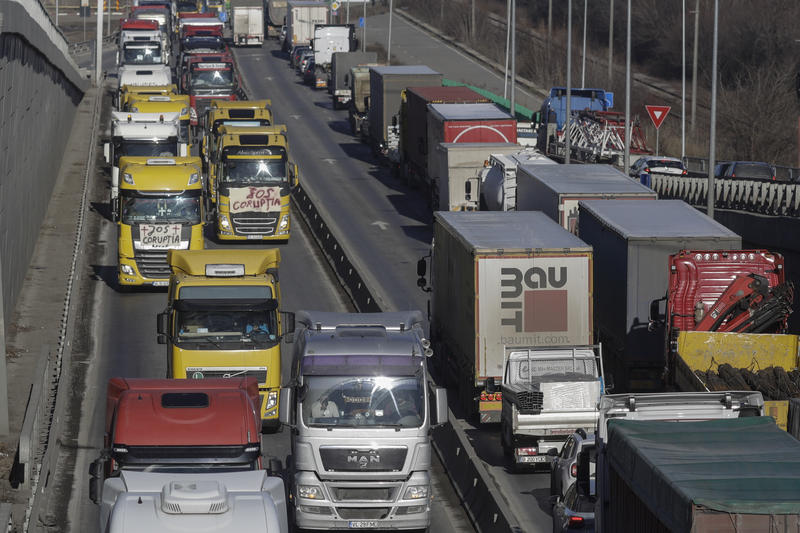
[
  {"xmin": 17, "ymin": 346, "xmax": 51, "ymax": 491},
  {"xmin": 67, "ymin": 32, "xmax": 117, "ymax": 56},
  {"xmin": 652, "ymin": 174, "xmax": 800, "ymax": 217}
]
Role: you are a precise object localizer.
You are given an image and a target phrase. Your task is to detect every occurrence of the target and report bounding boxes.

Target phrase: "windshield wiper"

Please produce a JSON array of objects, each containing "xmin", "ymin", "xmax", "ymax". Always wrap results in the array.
[{"xmin": 183, "ymin": 335, "xmax": 224, "ymax": 350}]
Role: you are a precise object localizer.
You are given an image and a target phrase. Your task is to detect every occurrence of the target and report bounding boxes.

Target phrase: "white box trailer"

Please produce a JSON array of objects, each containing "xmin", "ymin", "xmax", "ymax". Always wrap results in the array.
[
  {"xmin": 424, "ymin": 211, "xmax": 593, "ymax": 423},
  {"xmin": 286, "ymin": 0, "xmax": 328, "ymax": 48},
  {"xmin": 232, "ymin": 0, "xmax": 265, "ymax": 46},
  {"xmin": 428, "ymin": 142, "xmax": 520, "ymax": 212},
  {"xmin": 515, "ymin": 164, "xmax": 657, "ymax": 232}
]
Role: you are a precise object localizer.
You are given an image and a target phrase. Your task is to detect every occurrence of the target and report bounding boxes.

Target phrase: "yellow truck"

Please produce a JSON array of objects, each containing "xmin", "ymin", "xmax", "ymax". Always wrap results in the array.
[
  {"xmin": 127, "ymin": 94, "xmax": 192, "ymax": 145},
  {"xmin": 115, "ymin": 156, "xmax": 205, "ymax": 287},
  {"xmin": 212, "ymin": 125, "xmax": 297, "ymax": 241},
  {"xmin": 672, "ymin": 331, "xmax": 799, "ymax": 431},
  {"xmin": 157, "ymin": 249, "xmax": 293, "ymax": 430},
  {"xmin": 119, "ymin": 83, "xmax": 178, "ymax": 111},
  {"xmin": 202, "ymin": 100, "xmax": 273, "ymax": 174}
]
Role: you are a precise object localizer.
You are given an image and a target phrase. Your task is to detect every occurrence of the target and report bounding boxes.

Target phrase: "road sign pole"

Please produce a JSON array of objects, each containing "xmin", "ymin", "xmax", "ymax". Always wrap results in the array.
[{"xmin": 656, "ymin": 129, "xmax": 659, "ymax": 156}]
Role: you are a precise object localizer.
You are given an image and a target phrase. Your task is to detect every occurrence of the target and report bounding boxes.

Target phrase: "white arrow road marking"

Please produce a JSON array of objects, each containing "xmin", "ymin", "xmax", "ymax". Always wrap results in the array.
[
  {"xmin": 321, "ymin": 158, "xmax": 337, "ymax": 165},
  {"xmin": 372, "ymin": 221, "xmax": 389, "ymax": 230},
  {"xmin": 289, "ymin": 114, "xmax": 302, "ymax": 120}
]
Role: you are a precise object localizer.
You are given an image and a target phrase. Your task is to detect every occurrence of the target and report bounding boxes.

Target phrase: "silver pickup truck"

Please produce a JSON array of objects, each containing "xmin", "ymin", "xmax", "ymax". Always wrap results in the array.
[{"xmin": 500, "ymin": 346, "xmax": 604, "ymax": 467}]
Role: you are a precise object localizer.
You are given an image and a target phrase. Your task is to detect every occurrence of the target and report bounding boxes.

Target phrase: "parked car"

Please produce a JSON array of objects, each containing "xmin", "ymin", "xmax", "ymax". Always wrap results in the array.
[
  {"xmin": 723, "ymin": 161, "xmax": 778, "ymax": 181},
  {"xmin": 714, "ymin": 160, "xmax": 732, "ymax": 178},
  {"xmin": 552, "ymin": 478, "xmax": 596, "ymax": 533},
  {"xmin": 289, "ymin": 44, "xmax": 309, "ymax": 68},
  {"xmin": 629, "ymin": 156, "xmax": 687, "ymax": 187},
  {"xmin": 550, "ymin": 430, "xmax": 595, "ymax": 500}
]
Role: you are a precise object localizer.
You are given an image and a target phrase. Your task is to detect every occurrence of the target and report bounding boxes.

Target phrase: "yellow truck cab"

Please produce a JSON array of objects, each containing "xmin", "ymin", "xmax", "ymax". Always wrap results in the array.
[
  {"xmin": 115, "ymin": 156, "xmax": 205, "ymax": 287},
  {"xmin": 202, "ymin": 100, "xmax": 273, "ymax": 170},
  {"xmin": 213, "ymin": 125, "xmax": 298, "ymax": 241},
  {"xmin": 157, "ymin": 249, "xmax": 294, "ymax": 430},
  {"xmin": 128, "ymin": 94, "xmax": 192, "ymax": 145},
  {"xmin": 119, "ymin": 83, "xmax": 178, "ymax": 111}
]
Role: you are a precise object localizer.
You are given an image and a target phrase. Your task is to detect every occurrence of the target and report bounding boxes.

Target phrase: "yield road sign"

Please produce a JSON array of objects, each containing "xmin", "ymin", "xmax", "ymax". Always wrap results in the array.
[{"xmin": 645, "ymin": 105, "xmax": 671, "ymax": 130}]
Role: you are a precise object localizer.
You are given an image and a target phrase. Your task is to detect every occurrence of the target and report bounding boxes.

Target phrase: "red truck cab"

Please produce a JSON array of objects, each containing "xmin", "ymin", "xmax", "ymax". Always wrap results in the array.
[
  {"xmin": 185, "ymin": 55, "xmax": 240, "ymax": 127},
  {"xmin": 100, "ymin": 377, "xmax": 262, "ymax": 476},
  {"xmin": 120, "ymin": 18, "xmax": 159, "ymax": 31}
]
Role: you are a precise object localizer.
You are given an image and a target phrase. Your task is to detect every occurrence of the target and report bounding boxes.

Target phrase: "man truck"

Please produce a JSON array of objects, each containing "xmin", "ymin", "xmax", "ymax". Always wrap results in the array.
[{"xmin": 279, "ymin": 311, "xmax": 448, "ymax": 531}]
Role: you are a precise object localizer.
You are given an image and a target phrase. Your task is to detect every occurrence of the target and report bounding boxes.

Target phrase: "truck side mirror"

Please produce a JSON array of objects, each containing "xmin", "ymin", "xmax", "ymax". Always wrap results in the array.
[
  {"xmin": 575, "ymin": 447, "xmax": 595, "ymax": 497},
  {"xmin": 416, "ymin": 257, "xmax": 427, "ymax": 277},
  {"xmin": 103, "ymin": 143, "xmax": 110, "ymax": 164},
  {"xmin": 278, "ymin": 387, "xmax": 293, "ymax": 426},
  {"xmin": 464, "ymin": 179, "xmax": 472, "ymax": 200},
  {"xmin": 603, "ymin": 374, "xmax": 615, "ymax": 392},
  {"xmin": 111, "ymin": 197, "xmax": 120, "ymax": 223},
  {"xmin": 649, "ymin": 296, "xmax": 665, "ymax": 331},
  {"xmin": 281, "ymin": 311, "xmax": 295, "ymax": 337},
  {"xmin": 180, "ymin": 143, "xmax": 188, "ymax": 157},
  {"xmin": 156, "ymin": 311, "xmax": 169, "ymax": 341},
  {"xmin": 88, "ymin": 457, "xmax": 104, "ymax": 504},
  {"xmin": 433, "ymin": 386, "xmax": 448, "ymax": 427}
]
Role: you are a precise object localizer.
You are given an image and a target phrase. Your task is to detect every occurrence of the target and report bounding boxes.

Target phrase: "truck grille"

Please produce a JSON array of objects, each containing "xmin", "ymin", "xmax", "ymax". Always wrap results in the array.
[
  {"xmin": 319, "ymin": 447, "xmax": 407, "ymax": 473},
  {"xmin": 331, "ymin": 487, "xmax": 395, "ymax": 502},
  {"xmin": 133, "ymin": 249, "xmax": 171, "ymax": 279},
  {"xmin": 516, "ymin": 391, "xmax": 544, "ymax": 414},
  {"xmin": 185, "ymin": 368, "xmax": 267, "ymax": 384},
  {"xmin": 336, "ymin": 507, "xmax": 390, "ymax": 520},
  {"xmin": 231, "ymin": 213, "xmax": 277, "ymax": 235}
]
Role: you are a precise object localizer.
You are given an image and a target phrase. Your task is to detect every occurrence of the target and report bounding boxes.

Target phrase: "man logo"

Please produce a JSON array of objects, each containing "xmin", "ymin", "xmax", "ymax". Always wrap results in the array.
[{"xmin": 347, "ymin": 450, "xmax": 380, "ymax": 470}]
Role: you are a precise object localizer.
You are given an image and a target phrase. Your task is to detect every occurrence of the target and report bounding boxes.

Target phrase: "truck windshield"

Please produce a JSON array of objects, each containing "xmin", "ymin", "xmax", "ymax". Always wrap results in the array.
[
  {"xmin": 221, "ymin": 158, "xmax": 287, "ymax": 185},
  {"xmin": 118, "ymin": 140, "xmax": 179, "ymax": 161},
  {"xmin": 191, "ymin": 69, "xmax": 233, "ymax": 89},
  {"xmin": 122, "ymin": 43, "xmax": 162, "ymax": 64},
  {"xmin": 302, "ymin": 375, "xmax": 425, "ymax": 428},
  {"xmin": 175, "ymin": 307, "xmax": 278, "ymax": 345},
  {"xmin": 120, "ymin": 192, "xmax": 201, "ymax": 225}
]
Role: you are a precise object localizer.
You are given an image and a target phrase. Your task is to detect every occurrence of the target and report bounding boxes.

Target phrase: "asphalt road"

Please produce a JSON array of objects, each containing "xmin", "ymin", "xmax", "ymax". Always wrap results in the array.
[
  {"xmin": 61, "ymin": 42, "xmax": 471, "ymax": 533},
  {"xmin": 233, "ymin": 36, "xmax": 554, "ymax": 532}
]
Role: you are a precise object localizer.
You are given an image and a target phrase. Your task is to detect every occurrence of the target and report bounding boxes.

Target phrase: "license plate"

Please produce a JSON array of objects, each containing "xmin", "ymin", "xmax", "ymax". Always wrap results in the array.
[
  {"xmin": 348, "ymin": 521, "xmax": 379, "ymax": 528},
  {"xmin": 518, "ymin": 455, "xmax": 549, "ymax": 463},
  {"xmin": 151, "ymin": 281, "xmax": 168, "ymax": 287},
  {"xmin": 246, "ymin": 234, "xmax": 263, "ymax": 240}
]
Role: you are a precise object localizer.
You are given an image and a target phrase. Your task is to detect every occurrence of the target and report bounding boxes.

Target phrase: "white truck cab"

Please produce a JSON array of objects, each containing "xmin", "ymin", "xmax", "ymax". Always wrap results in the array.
[
  {"xmin": 104, "ymin": 111, "xmax": 188, "ymax": 202},
  {"xmin": 116, "ymin": 64, "xmax": 172, "ymax": 108}
]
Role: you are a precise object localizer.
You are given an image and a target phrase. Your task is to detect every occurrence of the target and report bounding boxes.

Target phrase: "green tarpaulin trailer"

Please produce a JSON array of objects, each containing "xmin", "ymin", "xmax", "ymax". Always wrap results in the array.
[{"xmin": 605, "ymin": 417, "xmax": 800, "ymax": 532}]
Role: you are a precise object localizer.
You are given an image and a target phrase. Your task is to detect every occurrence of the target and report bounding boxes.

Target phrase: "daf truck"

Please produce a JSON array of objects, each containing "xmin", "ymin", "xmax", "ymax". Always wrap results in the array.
[
  {"xmin": 88, "ymin": 377, "xmax": 289, "ymax": 533},
  {"xmin": 279, "ymin": 311, "xmax": 447, "ymax": 531},
  {"xmin": 115, "ymin": 156, "xmax": 205, "ymax": 288},
  {"xmin": 105, "ymin": 111, "xmax": 188, "ymax": 203},
  {"xmin": 158, "ymin": 249, "xmax": 294, "ymax": 429},
  {"xmin": 202, "ymin": 99, "xmax": 273, "ymax": 173},
  {"xmin": 417, "ymin": 211, "xmax": 595, "ymax": 425},
  {"xmin": 212, "ymin": 125, "xmax": 297, "ymax": 241}
]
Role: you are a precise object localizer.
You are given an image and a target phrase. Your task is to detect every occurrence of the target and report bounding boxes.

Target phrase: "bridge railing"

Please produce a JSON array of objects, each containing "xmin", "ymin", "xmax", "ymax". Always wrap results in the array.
[{"xmin": 652, "ymin": 174, "xmax": 800, "ymax": 217}]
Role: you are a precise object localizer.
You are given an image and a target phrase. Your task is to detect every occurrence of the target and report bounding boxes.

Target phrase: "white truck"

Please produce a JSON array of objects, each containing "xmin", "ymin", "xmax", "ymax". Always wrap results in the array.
[
  {"xmin": 118, "ymin": 30, "xmax": 165, "ymax": 67},
  {"xmin": 104, "ymin": 111, "xmax": 188, "ymax": 202},
  {"xmin": 284, "ymin": 0, "xmax": 328, "ymax": 50},
  {"xmin": 98, "ymin": 471, "xmax": 289, "ymax": 533},
  {"xmin": 427, "ymin": 142, "xmax": 520, "ymax": 212},
  {"xmin": 479, "ymin": 147, "xmax": 557, "ymax": 211},
  {"xmin": 279, "ymin": 311, "xmax": 448, "ymax": 531},
  {"xmin": 311, "ymin": 24, "xmax": 354, "ymax": 89},
  {"xmin": 417, "ymin": 211, "xmax": 596, "ymax": 429},
  {"xmin": 116, "ymin": 64, "xmax": 172, "ymax": 109},
  {"xmin": 231, "ymin": 0, "xmax": 265, "ymax": 46},
  {"xmin": 500, "ymin": 346, "xmax": 603, "ymax": 467}
]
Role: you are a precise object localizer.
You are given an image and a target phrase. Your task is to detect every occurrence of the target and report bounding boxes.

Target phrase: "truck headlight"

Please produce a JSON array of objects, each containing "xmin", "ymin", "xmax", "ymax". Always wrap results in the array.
[
  {"xmin": 181, "ymin": 107, "xmax": 190, "ymax": 115},
  {"xmin": 266, "ymin": 391, "xmax": 278, "ymax": 410},
  {"xmin": 187, "ymin": 173, "xmax": 200, "ymax": 185},
  {"xmin": 218, "ymin": 214, "xmax": 231, "ymax": 229},
  {"xmin": 123, "ymin": 173, "xmax": 135, "ymax": 185},
  {"xmin": 298, "ymin": 485, "xmax": 325, "ymax": 500},
  {"xmin": 120, "ymin": 264, "xmax": 135, "ymax": 275},
  {"xmin": 403, "ymin": 485, "xmax": 429, "ymax": 500},
  {"xmin": 279, "ymin": 214, "xmax": 289, "ymax": 230},
  {"xmin": 190, "ymin": 107, "xmax": 197, "ymax": 120}
]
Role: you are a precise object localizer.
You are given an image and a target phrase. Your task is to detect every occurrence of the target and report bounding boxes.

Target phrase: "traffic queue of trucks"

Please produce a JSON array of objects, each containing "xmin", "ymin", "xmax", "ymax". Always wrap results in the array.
[{"xmin": 89, "ymin": 7, "xmax": 800, "ymax": 529}]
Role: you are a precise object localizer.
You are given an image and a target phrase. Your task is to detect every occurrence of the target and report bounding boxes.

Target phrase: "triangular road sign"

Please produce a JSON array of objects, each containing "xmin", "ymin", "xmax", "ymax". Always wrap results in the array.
[{"xmin": 645, "ymin": 105, "xmax": 671, "ymax": 130}]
